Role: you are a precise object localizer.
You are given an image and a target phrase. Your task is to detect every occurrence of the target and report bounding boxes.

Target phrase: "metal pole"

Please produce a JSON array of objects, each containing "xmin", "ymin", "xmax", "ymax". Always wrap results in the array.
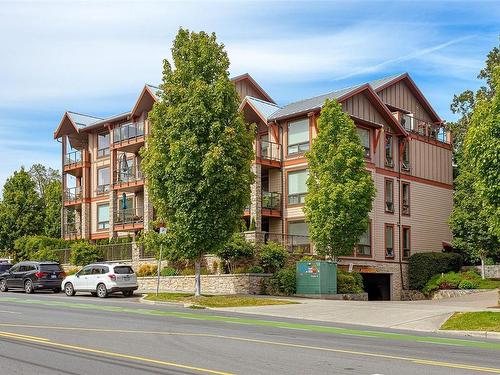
[{"xmin": 156, "ymin": 243, "xmax": 162, "ymax": 296}]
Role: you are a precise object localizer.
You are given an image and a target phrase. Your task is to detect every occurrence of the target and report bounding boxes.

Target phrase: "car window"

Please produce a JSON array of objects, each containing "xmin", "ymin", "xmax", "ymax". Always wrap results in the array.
[
  {"xmin": 91, "ymin": 267, "xmax": 102, "ymax": 275},
  {"xmin": 19, "ymin": 265, "xmax": 27, "ymax": 272},
  {"xmin": 114, "ymin": 266, "xmax": 134, "ymax": 274},
  {"xmin": 101, "ymin": 266, "xmax": 109, "ymax": 274},
  {"xmin": 9, "ymin": 265, "xmax": 19, "ymax": 273},
  {"xmin": 40, "ymin": 264, "xmax": 62, "ymax": 272},
  {"xmin": 79, "ymin": 267, "xmax": 92, "ymax": 276}
]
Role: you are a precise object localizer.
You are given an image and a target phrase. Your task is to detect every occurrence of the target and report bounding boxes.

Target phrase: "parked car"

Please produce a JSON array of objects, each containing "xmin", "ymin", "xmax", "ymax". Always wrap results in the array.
[
  {"xmin": 0, "ymin": 261, "xmax": 65, "ymax": 293},
  {"xmin": 62, "ymin": 263, "xmax": 138, "ymax": 298},
  {"xmin": 0, "ymin": 262, "xmax": 12, "ymax": 274}
]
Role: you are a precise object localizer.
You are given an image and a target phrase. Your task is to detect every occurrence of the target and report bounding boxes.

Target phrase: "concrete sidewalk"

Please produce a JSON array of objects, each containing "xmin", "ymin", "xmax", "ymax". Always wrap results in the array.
[{"xmin": 216, "ymin": 290, "xmax": 499, "ymax": 332}]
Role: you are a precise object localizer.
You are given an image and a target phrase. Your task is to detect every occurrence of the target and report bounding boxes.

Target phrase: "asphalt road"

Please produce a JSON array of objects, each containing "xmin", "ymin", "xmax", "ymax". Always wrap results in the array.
[{"xmin": 0, "ymin": 291, "xmax": 498, "ymax": 375}]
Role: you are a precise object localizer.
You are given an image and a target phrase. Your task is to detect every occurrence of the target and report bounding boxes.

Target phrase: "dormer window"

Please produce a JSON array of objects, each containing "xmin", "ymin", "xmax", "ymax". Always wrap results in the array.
[{"xmin": 385, "ymin": 133, "xmax": 393, "ymax": 168}]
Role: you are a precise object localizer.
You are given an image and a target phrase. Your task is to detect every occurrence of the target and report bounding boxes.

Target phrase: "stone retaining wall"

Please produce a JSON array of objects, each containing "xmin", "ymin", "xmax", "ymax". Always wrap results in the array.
[
  {"xmin": 431, "ymin": 289, "xmax": 492, "ymax": 300},
  {"xmin": 462, "ymin": 265, "xmax": 500, "ymax": 279},
  {"xmin": 138, "ymin": 274, "xmax": 271, "ymax": 295},
  {"xmin": 295, "ymin": 293, "xmax": 368, "ymax": 301},
  {"xmin": 400, "ymin": 290, "xmax": 427, "ymax": 301}
]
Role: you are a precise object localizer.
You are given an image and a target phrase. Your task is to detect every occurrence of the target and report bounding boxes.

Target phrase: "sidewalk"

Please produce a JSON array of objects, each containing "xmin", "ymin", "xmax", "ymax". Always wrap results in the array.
[{"xmin": 215, "ymin": 290, "xmax": 499, "ymax": 332}]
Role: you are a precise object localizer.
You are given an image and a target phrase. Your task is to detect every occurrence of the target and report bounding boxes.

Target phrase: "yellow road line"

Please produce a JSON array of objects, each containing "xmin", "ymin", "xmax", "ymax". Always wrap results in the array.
[
  {"xmin": 1, "ymin": 323, "xmax": 499, "ymax": 374},
  {"xmin": 0, "ymin": 330, "xmax": 232, "ymax": 375}
]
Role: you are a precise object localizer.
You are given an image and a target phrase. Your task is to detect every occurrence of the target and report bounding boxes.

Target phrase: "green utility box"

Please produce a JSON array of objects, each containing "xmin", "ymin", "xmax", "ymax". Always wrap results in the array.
[{"xmin": 296, "ymin": 261, "xmax": 337, "ymax": 295}]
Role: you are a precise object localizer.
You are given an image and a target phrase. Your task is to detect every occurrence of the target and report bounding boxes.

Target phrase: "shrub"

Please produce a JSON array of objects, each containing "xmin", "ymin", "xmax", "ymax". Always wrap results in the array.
[
  {"xmin": 216, "ymin": 234, "xmax": 254, "ymax": 273},
  {"xmin": 13, "ymin": 235, "xmax": 70, "ymax": 262},
  {"xmin": 268, "ymin": 267, "xmax": 296, "ymax": 296},
  {"xmin": 459, "ymin": 279, "xmax": 476, "ymax": 289},
  {"xmin": 160, "ymin": 267, "xmax": 177, "ymax": 277},
  {"xmin": 246, "ymin": 265, "xmax": 264, "ymax": 274},
  {"xmin": 69, "ymin": 242, "xmax": 102, "ymax": 266},
  {"xmin": 408, "ymin": 252, "xmax": 462, "ymax": 290},
  {"xmin": 32, "ymin": 248, "xmax": 60, "ymax": 262},
  {"xmin": 337, "ymin": 269, "xmax": 364, "ymax": 294},
  {"xmin": 180, "ymin": 267, "xmax": 209, "ymax": 276},
  {"xmin": 249, "ymin": 217, "xmax": 256, "ymax": 231},
  {"xmin": 66, "ymin": 267, "xmax": 80, "ymax": 275},
  {"xmin": 260, "ymin": 241, "xmax": 288, "ymax": 273},
  {"xmin": 137, "ymin": 264, "xmax": 157, "ymax": 277}
]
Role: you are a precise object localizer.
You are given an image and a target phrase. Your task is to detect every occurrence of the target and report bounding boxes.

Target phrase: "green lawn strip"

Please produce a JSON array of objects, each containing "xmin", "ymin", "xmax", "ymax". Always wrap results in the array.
[
  {"xmin": 1, "ymin": 296, "xmax": 499, "ymax": 350},
  {"xmin": 476, "ymin": 279, "xmax": 500, "ymax": 290},
  {"xmin": 441, "ymin": 312, "xmax": 500, "ymax": 332},
  {"xmin": 144, "ymin": 293, "xmax": 297, "ymax": 308}
]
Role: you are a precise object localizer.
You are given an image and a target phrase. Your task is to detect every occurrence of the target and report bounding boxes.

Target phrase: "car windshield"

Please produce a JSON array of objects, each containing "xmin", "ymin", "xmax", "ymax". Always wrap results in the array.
[
  {"xmin": 40, "ymin": 264, "xmax": 62, "ymax": 272},
  {"xmin": 114, "ymin": 266, "xmax": 134, "ymax": 274}
]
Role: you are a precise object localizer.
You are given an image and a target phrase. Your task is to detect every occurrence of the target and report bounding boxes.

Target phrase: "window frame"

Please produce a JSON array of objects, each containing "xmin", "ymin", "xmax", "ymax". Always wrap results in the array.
[
  {"xmin": 385, "ymin": 133, "xmax": 394, "ymax": 168},
  {"xmin": 97, "ymin": 132, "xmax": 110, "ymax": 158},
  {"xmin": 356, "ymin": 126, "xmax": 371, "ymax": 159},
  {"xmin": 384, "ymin": 178, "xmax": 394, "ymax": 214},
  {"xmin": 401, "ymin": 139, "xmax": 410, "ymax": 171},
  {"xmin": 287, "ymin": 169, "xmax": 308, "ymax": 206},
  {"xmin": 402, "ymin": 225, "xmax": 411, "ymax": 259},
  {"xmin": 401, "ymin": 182, "xmax": 410, "ymax": 216},
  {"xmin": 384, "ymin": 223, "xmax": 395, "ymax": 259},
  {"xmin": 287, "ymin": 118, "xmax": 310, "ymax": 156},
  {"xmin": 97, "ymin": 203, "xmax": 110, "ymax": 231},
  {"xmin": 97, "ymin": 166, "xmax": 110, "ymax": 195},
  {"xmin": 356, "ymin": 220, "xmax": 372, "ymax": 257}
]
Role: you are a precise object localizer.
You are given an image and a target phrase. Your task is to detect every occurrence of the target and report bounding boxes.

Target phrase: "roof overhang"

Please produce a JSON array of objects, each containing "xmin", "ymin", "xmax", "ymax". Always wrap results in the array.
[
  {"xmin": 80, "ymin": 112, "xmax": 131, "ymax": 132},
  {"xmin": 131, "ymin": 85, "xmax": 158, "ymax": 118},
  {"xmin": 373, "ymin": 73, "xmax": 442, "ymax": 123},
  {"xmin": 54, "ymin": 112, "xmax": 78, "ymax": 139},
  {"xmin": 231, "ymin": 73, "xmax": 276, "ymax": 104},
  {"xmin": 239, "ymin": 97, "xmax": 268, "ymax": 125}
]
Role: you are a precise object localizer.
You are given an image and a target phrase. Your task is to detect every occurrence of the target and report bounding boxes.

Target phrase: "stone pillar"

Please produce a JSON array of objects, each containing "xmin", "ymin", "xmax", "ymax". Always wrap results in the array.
[
  {"xmin": 131, "ymin": 241, "xmax": 141, "ymax": 269},
  {"xmin": 143, "ymin": 185, "xmax": 154, "ymax": 232},
  {"xmin": 109, "ymin": 190, "xmax": 117, "ymax": 238},
  {"xmin": 81, "ymin": 203, "xmax": 90, "ymax": 239},
  {"xmin": 250, "ymin": 163, "xmax": 262, "ymax": 232}
]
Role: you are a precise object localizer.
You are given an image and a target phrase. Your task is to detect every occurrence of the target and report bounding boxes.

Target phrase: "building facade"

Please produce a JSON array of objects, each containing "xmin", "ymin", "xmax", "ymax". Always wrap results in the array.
[{"xmin": 54, "ymin": 73, "xmax": 453, "ymax": 300}]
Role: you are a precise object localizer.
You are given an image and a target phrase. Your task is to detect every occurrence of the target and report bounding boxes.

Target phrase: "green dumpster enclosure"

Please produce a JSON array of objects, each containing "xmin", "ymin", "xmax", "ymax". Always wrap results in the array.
[{"xmin": 296, "ymin": 260, "xmax": 337, "ymax": 295}]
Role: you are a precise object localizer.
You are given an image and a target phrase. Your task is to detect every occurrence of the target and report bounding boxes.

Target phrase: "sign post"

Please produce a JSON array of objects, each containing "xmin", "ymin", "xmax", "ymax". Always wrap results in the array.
[{"xmin": 156, "ymin": 226, "xmax": 167, "ymax": 296}]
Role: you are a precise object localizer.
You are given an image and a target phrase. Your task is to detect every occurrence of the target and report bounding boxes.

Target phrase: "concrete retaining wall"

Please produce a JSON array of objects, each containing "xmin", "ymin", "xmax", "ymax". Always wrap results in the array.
[
  {"xmin": 295, "ymin": 293, "xmax": 368, "ymax": 301},
  {"xmin": 138, "ymin": 274, "xmax": 271, "ymax": 295},
  {"xmin": 431, "ymin": 289, "xmax": 492, "ymax": 300},
  {"xmin": 462, "ymin": 265, "xmax": 500, "ymax": 279}
]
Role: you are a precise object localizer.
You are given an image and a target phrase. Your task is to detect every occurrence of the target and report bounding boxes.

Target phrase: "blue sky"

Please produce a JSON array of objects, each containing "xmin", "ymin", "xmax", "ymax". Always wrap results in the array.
[{"xmin": 0, "ymin": 0, "xmax": 498, "ymax": 188}]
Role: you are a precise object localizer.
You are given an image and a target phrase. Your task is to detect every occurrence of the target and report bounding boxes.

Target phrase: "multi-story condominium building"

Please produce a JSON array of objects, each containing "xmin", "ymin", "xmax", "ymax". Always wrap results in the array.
[{"xmin": 54, "ymin": 72, "xmax": 453, "ymax": 300}]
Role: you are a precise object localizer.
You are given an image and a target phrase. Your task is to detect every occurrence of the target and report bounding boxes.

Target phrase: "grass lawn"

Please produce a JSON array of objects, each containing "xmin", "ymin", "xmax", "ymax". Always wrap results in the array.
[
  {"xmin": 476, "ymin": 278, "xmax": 500, "ymax": 289},
  {"xmin": 441, "ymin": 312, "xmax": 500, "ymax": 332},
  {"xmin": 144, "ymin": 293, "xmax": 298, "ymax": 308}
]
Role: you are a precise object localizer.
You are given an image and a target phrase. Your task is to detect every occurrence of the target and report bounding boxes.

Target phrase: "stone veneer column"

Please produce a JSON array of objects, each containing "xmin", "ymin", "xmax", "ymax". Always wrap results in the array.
[
  {"xmin": 109, "ymin": 145, "xmax": 117, "ymax": 239},
  {"xmin": 81, "ymin": 203, "xmax": 91, "ymax": 239},
  {"xmin": 143, "ymin": 186, "xmax": 154, "ymax": 232},
  {"xmin": 250, "ymin": 163, "xmax": 262, "ymax": 232}
]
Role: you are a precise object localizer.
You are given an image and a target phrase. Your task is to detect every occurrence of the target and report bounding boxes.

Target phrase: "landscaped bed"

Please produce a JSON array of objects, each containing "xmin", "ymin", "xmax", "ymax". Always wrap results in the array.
[
  {"xmin": 441, "ymin": 312, "xmax": 500, "ymax": 332},
  {"xmin": 144, "ymin": 293, "xmax": 298, "ymax": 308}
]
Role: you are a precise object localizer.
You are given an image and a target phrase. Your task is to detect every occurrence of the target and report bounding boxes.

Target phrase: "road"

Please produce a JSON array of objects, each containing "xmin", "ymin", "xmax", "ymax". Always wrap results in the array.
[{"xmin": 0, "ymin": 292, "xmax": 498, "ymax": 375}]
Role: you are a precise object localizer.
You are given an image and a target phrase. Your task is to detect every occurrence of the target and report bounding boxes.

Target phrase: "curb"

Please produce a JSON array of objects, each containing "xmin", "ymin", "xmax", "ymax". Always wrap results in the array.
[
  {"xmin": 139, "ymin": 294, "xmax": 205, "ymax": 309},
  {"xmin": 437, "ymin": 329, "xmax": 500, "ymax": 340}
]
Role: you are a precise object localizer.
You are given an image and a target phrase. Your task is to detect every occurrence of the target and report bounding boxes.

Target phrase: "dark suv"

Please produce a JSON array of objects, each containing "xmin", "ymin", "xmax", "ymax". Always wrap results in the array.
[
  {"xmin": 0, "ymin": 262, "xmax": 12, "ymax": 274},
  {"xmin": 0, "ymin": 261, "xmax": 65, "ymax": 294}
]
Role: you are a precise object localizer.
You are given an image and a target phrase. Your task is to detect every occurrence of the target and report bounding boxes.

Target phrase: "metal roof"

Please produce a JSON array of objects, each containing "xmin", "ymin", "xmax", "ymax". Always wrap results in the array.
[
  {"xmin": 368, "ymin": 73, "xmax": 406, "ymax": 91},
  {"xmin": 146, "ymin": 84, "xmax": 162, "ymax": 100},
  {"xmin": 66, "ymin": 112, "xmax": 103, "ymax": 128},
  {"xmin": 246, "ymin": 96, "xmax": 280, "ymax": 120}
]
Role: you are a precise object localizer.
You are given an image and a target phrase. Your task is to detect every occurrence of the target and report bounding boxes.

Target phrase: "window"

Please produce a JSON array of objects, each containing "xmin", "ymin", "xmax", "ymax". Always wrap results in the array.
[
  {"xmin": 385, "ymin": 224, "xmax": 394, "ymax": 258},
  {"xmin": 401, "ymin": 113, "xmax": 414, "ymax": 132},
  {"xmin": 385, "ymin": 179, "xmax": 394, "ymax": 213},
  {"xmin": 356, "ymin": 223, "xmax": 371, "ymax": 256},
  {"xmin": 385, "ymin": 133, "xmax": 393, "ymax": 167},
  {"xmin": 288, "ymin": 221, "xmax": 310, "ymax": 252},
  {"xmin": 356, "ymin": 128, "xmax": 370, "ymax": 158},
  {"xmin": 97, "ymin": 133, "xmax": 110, "ymax": 158},
  {"xmin": 97, "ymin": 204, "xmax": 109, "ymax": 230},
  {"xmin": 401, "ymin": 139, "xmax": 410, "ymax": 171},
  {"xmin": 97, "ymin": 167, "xmax": 110, "ymax": 195},
  {"xmin": 114, "ymin": 266, "xmax": 134, "ymax": 274},
  {"xmin": 78, "ymin": 266, "xmax": 92, "ymax": 276},
  {"xmin": 288, "ymin": 169, "xmax": 308, "ymax": 205},
  {"xmin": 402, "ymin": 226, "xmax": 411, "ymax": 259},
  {"xmin": 287, "ymin": 118, "xmax": 309, "ymax": 155},
  {"xmin": 402, "ymin": 182, "xmax": 410, "ymax": 215}
]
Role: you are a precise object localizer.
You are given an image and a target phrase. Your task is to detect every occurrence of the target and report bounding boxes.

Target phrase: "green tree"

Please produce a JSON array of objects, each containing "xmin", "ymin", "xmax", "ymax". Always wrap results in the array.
[
  {"xmin": 0, "ymin": 168, "xmax": 45, "ymax": 252},
  {"xmin": 304, "ymin": 99, "xmax": 376, "ymax": 260},
  {"xmin": 28, "ymin": 163, "xmax": 60, "ymax": 200},
  {"xmin": 215, "ymin": 234, "xmax": 254, "ymax": 274},
  {"xmin": 141, "ymin": 29, "xmax": 254, "ymax": 296},
  {"xmin": 43, "ymin": 180, "xmax": 62, "ymax": 238}
]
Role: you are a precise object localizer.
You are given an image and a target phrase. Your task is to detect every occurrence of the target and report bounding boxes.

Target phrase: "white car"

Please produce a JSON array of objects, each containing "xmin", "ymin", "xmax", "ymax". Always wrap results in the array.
[{"xmin": 62, "ymin": 263, "xmax": 138, "ymax": 298}]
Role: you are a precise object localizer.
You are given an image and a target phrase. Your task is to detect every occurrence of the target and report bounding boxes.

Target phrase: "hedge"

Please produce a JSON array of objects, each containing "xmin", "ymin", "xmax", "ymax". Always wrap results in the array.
[{"xmin": 408, "ymin": 252, "xmax": 462, "ymax": 290}]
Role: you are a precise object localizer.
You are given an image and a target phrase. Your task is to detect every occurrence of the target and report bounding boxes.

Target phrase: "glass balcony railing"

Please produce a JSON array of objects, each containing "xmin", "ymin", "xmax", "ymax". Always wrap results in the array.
[
  {"xmin": 400, "ymin": 114, "xmax": 450, "ymax": 144},
  {"xmin": 256, "ymin": 140, "xmax": 282, "ymax": 162},
  {"xmin": 64, "ymin": 186, "xmax": 82, "ymax": 202},
  {"xmin": 63, "ymin": 222, "xmax": 81, "ymax": 238},
  {"xmin": 262, "ymin": 191, "xmax": 281, "ymax": 210},
  {"xmin": 114, "ymin": 164, "xmax": 143, "ymax": 185},
  {"xmin": 114, "ymin": 207, "xmax": 144, "ymax": 226},
  {"xmin": 64, "ymin": 151, "xmax": 82, "ymax": 166},
  {"xmin": 113, "ymin": 122, "xmax": 145, "ymax": 144}
]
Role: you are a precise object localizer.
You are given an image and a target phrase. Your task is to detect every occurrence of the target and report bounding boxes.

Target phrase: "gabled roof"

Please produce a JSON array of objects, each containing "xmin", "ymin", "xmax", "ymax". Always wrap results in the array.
[
  {"xmin": 245, "ymin": 96, "xmax": 280, "ymax": 119},
  {"xmin": 54, "ymin": 111, "xmax": 103, "ymax": 139},
  {"xmin": 146, "ymin": 84, "xmax": 162, "ymax": 100},
  {"xmin": 67, "ymin": 112, "xmax": 103, "ymax": 128},
  {"xmin": 368, "ymin": 73, "xmax": 406, "ymax": 91},
  {"xmin": 231, "ymin": 73, "xmax": 276, "ymax": 104}
]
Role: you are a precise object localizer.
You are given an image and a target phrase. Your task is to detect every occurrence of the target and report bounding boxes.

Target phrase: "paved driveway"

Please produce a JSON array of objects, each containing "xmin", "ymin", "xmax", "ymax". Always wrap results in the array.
[{"xmin": 217, "ymin": 290, "xmax": 499, "ymax": 331}]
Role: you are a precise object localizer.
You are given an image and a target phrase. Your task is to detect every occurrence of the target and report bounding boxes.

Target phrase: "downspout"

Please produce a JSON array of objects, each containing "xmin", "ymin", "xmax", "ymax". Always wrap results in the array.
[
  {"xmin": 278, "ymin": 121, "xmax": 285, "ymax": 241},
  {"xmin": 398, "ymin": 137, "xmax": 405, "ymax": 291}
]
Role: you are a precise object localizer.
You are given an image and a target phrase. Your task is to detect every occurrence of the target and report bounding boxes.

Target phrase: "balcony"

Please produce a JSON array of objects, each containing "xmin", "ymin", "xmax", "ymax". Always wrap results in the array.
[
  {"xmin": 400, "ymin": 114, "xmax": 451, "ymax": 144},
  {"xmin": 64, "ymin": 186, "xmax": 82, "ymax": 205},
  {"xmin": 63, "ymin": 222, "xmax": 81, "ymax": 240},
  {"xmin": 255, "ymin": 140, "xmax": 282, "ymax": 167},
  {"xmin": 113, "ymin": 164, "xmax": 144, "ymax": 192},
  {"xmin": 244, "ymin": 231, "xmax": 311, "ymax": 254},
  {"xmin": 96, "ymin": 184, "xmax": 110, "ymax": 196},
  {"xmin": 114, "ymin": 207, "xmax": 144, "ymax": 231},
  {"xmin": 112, "ymin": 122, "xmax": 145, "ymax": 153},
  {"xmin": 63, "ymin": 150, "xmax": 86, "ymax": 176},
  {"xmin": 262, "ymin": 191, "xmax": 281, "ymax": 217}
]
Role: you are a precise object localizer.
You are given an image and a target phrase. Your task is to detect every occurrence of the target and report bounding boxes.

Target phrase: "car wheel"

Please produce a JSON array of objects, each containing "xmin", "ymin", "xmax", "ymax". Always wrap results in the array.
[
  {"xmin": 90, "ymin": 292, "xmax": 97, "ymax": 297},
  {"xmin": 96, "ymin": 283, "xmax": 108, "ymax": 298},
  {"xmin": 0, "ymin": 279, "xmax": 7, "ymax": 292},
  {"xmin": 123, "ymin": 291, "xmax": 133, "ymax": 297},
  {"xmin": 64, "ymin": 282, "xmax": 76, "ymax": 296},
  {"xmin": 24, "ymin": 280, "xmax": 34, "ymax": 294},
  {"xmin": 53, "ymin": 288, "xmax": 61, "ymax": 293}
]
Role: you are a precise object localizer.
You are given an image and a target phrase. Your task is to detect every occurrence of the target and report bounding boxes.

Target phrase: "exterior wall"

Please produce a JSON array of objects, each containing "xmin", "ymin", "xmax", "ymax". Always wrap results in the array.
[
  {"xmin": 234, "ymin": 79, "xmax": 268, "ymax": 102},
  {"xmin": 342, "ymin": 92, "xmax": 389, "ymax": 127},
  {"xmin": 409, "ymin": 138, "xmax": 453, "ymax": 185}
]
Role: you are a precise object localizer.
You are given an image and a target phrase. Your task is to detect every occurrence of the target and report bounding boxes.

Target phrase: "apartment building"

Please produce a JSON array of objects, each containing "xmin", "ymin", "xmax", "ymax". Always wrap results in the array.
[{"xmin": 54, "ymin": 73, "xmax": 453, "ymax": 300}]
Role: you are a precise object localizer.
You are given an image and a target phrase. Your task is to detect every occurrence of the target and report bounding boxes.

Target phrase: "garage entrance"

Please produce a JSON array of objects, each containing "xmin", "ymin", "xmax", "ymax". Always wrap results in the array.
[{"xmin": 361, "ymin": 273, "xmax": 391, "ymax": 301}]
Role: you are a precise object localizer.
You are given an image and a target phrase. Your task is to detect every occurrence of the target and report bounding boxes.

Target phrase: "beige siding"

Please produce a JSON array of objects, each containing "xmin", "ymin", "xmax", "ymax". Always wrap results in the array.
[
  {"xmin": 268, "ymin": 168, "xmax": 281, "ymax": 194},
  {"xmin": 235, "ymin": 80, "xmax": 267, "ymax": 101},
  {"xmin": 342, "ymin": 92, "xmax": 389, "ymax": 127},
  {"xmin": 409, "ymin": 139, "xmax": 453, "ymax": 185},
  {"xmin": 378, "ymin": 80, "xmax": 432, "ymax": 122},
  {"xmin": 269, "ymin": 218, "xmax": 282, "ymax": 234}
]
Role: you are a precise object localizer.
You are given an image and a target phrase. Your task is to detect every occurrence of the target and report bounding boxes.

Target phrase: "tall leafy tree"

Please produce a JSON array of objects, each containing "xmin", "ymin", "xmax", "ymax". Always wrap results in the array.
[
  {"xmin": 304, "ymin": 99, "xmax": 376, "ymax": 260},
  {"xmin": 0, "ymin": 168, "xmax": 45, "ymax": 252},
  {"xmin": 43, "ymin": 180, "xmax": 62, "ymax": 238},
  {"xmin": 28, "ymin": 163, "xmax": 60, "ymax": 200},
  {"xmin": 141, "ymin": 29, "xmax": 254, "ymax": 295}
]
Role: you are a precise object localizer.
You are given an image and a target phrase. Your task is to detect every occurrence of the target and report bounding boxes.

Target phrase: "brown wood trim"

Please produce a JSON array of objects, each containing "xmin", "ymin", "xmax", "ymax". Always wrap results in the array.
[
  {"xmin": 408, "ymin": 133, "xmax": 452, "ymax": 150},
  {"xmin": 351, "ymin": 116, "xmax": 383, "ymax": 129},
  {"xmin": 384, "ymin": 178, "xmax": 395, "ymax": 214},
  {"xmin": 231, "ymin": 73, "xmax": 276, "ymax": 104},
  {"xmin": 283, "ymin": 157, "xmax": 308, "ymax": 167},
  {"xmin": 375, "ymin": 167, "xmax": 453, "ymax": 190},
  {"xmin": 338, "ymin": 257, "xmax": 409, "ymax": 265},
  {"xmin": 384, "ymin": 223, "xmax": 395, "ymax": 259},
  {"xmin": 284, "ymin": 167, "xmax": 308, "ymax": 209},
  {"xmin": 90, "ymin": 232, "xmax": 110, "ymax": 240}
]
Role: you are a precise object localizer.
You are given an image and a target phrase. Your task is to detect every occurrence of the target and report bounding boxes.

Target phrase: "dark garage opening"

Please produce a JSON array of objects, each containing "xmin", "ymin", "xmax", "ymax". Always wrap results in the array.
[{"xmin": 361, "ymin": 273, "xmax": 391, "ymax": 301}]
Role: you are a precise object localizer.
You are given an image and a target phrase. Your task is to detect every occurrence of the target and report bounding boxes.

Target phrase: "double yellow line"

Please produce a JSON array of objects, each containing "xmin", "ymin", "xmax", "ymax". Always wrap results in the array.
[{"xmin": 0, "ymin": 325, "xmax": 499, "ymax": 374}]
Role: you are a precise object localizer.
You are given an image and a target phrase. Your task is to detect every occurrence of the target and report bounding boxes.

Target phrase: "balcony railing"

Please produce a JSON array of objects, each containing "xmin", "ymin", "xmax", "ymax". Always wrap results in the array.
[
  {"xmin": 114, "ymin": 207, "xmax": 144, "ymax": 227},
  {"xmin": 63, "ymin": 223, "xmax": 81, "ymax": 239},
  {"xmin": 96, "ymin": 184, "xmax": 110, "ymax": 195},
  {"xmin": 244, "ymin": 231, "xmax": 311, "ymax": 253},
  {"xmin": 96, "ymin": 243, "xmax": 133, "ymax": 261},
  {"xmin": 288, "ymin": 192, "xmax": 307, "ymax": 205},
  {"xmin": 400, "ymin": 114, "xmax": 450, "ymax": 144},
  {"xmin": 262, "ymin": 191, "xmax": 281, "ymax": 210},
  {"xmin": 113, "ymin": 122, "xmax": 145, "ymax": 144},
  {"xmin": 256, "ymin": 140, "xmax": 282, "ymax": 162},
  {"xmin": 64, "ymin": 186, "xmax": 82, "ymax": 202},
  {"xmin": 114, "ymin": 164, "xmax": 143, "ymax": 185},
  {"xmin": 64, "ymin": 150, "xmax": 82, "ymax": 166}
]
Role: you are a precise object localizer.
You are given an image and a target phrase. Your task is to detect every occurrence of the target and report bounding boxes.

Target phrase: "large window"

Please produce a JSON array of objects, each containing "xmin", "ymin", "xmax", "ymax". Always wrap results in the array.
[
  {"xmin": 385, "ymin": 224, "xmax": 394, "ymax": 258},
  {"xmin": 287, "ymin": 118, "xmax": 309, "ymax": 155},
  {"xmin": 402, "ymin": 182, "xmax": 410, "ymax": 216},
  {"xmin": 402, "ymin": 226, "xmax": 411, "ymax": 259},
  {"xmin": 97, "ymin": 204, "xmax": 109, "ymax": 230},
  {"xmin": 288, "ymin": 169, "xmax": 308, "ymax": 205},
  {"xmin": 97, "ymin": 167, "xmax": 110, "ymax": 195},
  {"xmin": 97, "ymin": 132, "xmax": 110, "ymax": 158},
  {"xmin": 356, "ymin": 128, "xmax": 370, "ymax": 158},
  {"xmin": 385, "ymin": 179, "xmax": 394, "ymax": 213},
  {"xmin": 356, "ymin": 223, "xmax": 371, "ymax": 256},
  {"xmin": 288, "ymin": 220, "xmax": 310, "ymax": 252},
  {"xmin": 385, "ymin": 133, "xmax": 393, "ymax": 167}
]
